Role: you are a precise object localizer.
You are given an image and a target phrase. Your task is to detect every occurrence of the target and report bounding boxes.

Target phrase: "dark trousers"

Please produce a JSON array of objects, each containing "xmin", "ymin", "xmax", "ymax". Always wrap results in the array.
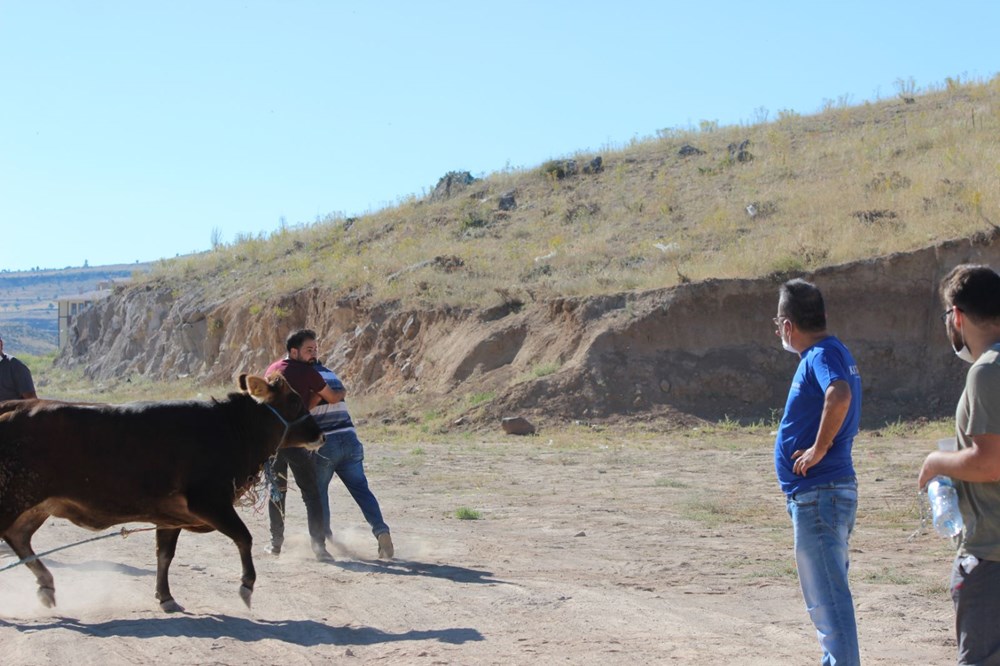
[
  {"xmin": 267, "ymin": 447, "xmax": 326, "ymax": 550},
  {"xmin": 952, "ymin": 556, "xmax": 1000, "ymax": 665}
]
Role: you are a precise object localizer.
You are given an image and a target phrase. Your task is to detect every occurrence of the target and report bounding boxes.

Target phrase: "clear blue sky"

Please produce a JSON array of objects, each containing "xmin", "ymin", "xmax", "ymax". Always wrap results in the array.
[{"xmin": 1, "ymin": 1, "xmax": 998, "ymax": 272}]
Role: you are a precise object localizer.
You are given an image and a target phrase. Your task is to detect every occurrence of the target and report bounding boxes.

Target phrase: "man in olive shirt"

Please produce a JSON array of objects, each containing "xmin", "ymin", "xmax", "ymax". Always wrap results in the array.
[
  {"xmin": 919, "ymin": 264, "xmax": 1000, "ymax": 665},
  {"xmin": 0, "ymin": 334, "xmax": 37, "ymax": 401}
]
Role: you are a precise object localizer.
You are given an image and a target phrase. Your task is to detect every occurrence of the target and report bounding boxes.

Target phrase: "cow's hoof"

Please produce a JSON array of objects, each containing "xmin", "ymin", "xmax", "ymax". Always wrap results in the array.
[
  {"xmin": 37, "ymin": 586, "xmax": 56, "ymax": 608},
  {"xmin": 239, "ymin": 584, "xmax": 253, "ymax": 608},
  {"xmin": 159, "ymin": 598, "xmax": 184, "ymax": 613}
]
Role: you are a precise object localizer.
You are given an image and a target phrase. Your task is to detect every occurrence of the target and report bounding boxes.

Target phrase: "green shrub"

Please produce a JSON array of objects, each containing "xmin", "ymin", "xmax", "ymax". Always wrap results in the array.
[
  {"xmin": 468, "ymin": 391, "xmax": 495, "ymax": 406},
  {"xmin": 540, "ymin": 160, "xmax": 566, "ymax": 180},
  {"xmin": 532, "ymin": 362, "xmax": 561, "ymax": 378},
  {"xmin": 770, "ymin": 256, "xmax": 805, "ymax": 275}
]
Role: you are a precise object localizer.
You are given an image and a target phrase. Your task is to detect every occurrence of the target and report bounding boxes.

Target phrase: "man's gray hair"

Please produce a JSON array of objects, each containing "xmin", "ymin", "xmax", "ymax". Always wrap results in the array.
[{"xmin": 778, "ymin": 279, "xmax": 826, "ymax": 332}]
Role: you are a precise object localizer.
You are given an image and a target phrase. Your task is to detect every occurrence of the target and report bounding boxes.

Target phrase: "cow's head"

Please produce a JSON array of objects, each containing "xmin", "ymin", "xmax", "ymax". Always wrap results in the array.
[{"xmin": 239, "ymin": 373, "xmax": 323, "ymax": 450}]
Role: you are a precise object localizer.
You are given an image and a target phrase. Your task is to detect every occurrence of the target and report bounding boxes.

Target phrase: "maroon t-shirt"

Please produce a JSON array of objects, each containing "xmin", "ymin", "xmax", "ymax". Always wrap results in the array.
[{"xmin": 265, "ymin": 358, "xmax": 325, "ymax": 403}]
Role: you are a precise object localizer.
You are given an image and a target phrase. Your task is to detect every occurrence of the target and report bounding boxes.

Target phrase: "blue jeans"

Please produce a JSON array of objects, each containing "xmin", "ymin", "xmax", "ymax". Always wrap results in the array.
[
  {"xmin": 786, "ymin": 478, "xmax": 860, "ymax": 666},
  {"xmin": 313, "ymin": 430, "xmax": 389, "ymax": 538}
]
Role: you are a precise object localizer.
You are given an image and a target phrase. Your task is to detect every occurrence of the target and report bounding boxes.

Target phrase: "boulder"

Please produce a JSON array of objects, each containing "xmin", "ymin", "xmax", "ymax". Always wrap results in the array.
[
  {"xmin": 583, "ymin": 156, "xmax": 603, "ymax": 174},
  {"xmin": 727, "ymin": 139, "xmax": 753, "ymax": 163},
  {"xmin": 501, "ymin": 416, "xmax": 536, "ymax": 435},
  {"xmin": 430, "ymin": 171, "xmax": 475, "ymax": 201},
  {"xmin": 498, "ymin": 190, "xmax": 517, "ymax": 211}
]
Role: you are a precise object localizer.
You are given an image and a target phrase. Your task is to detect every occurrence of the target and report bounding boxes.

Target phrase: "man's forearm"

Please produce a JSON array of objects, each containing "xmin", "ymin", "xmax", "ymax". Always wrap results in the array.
[
  {"xmin": 813, "ymin": 382, "xmax": 851, "ymax": 451},
  {"xmin": 923, "ymin": 436, "xmax": 1000, "ymax": 484}
]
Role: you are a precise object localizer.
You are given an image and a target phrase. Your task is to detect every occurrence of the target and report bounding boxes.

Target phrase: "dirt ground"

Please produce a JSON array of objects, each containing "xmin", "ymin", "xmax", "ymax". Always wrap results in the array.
[{"xmin": 0, "ymin": 421, "xmax": 960, "ymax": 665}]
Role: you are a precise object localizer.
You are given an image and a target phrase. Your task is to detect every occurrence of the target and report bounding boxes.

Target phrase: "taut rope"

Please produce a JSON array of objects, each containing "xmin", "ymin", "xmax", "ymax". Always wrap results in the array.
[{"xmin": 0, "ymin": 525, "xmax": 157, "ymax": 573}]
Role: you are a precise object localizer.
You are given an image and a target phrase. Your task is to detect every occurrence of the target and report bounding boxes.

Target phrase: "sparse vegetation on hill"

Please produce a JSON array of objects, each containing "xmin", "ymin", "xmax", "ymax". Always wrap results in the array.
[
  {"xmin": 141, "ymin": 75, "xmax": 999, "ymax": 308},
  {"xmin": 44, "ymin": 74, "xmax": 1000, "ymax": 428}
]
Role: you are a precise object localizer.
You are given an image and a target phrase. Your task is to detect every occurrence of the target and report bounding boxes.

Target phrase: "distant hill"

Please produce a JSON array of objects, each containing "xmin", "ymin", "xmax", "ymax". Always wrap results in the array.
[{"xmin": 0, "ymin": 263, "xmax": 151, "ymax": 356}]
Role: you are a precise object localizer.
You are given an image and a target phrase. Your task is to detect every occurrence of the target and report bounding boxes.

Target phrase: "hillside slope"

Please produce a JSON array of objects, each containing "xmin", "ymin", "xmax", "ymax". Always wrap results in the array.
[
  {"xmin": 132, "ymin": 78, "xmax": 1000, "ymax": 313},
  {"xmin": 54, "ymin": 79, "xmax": 1000, "ymax": 424},
  {"xmin": 58, "ymin": 230, "xmax": 999, "ymax": 425}
]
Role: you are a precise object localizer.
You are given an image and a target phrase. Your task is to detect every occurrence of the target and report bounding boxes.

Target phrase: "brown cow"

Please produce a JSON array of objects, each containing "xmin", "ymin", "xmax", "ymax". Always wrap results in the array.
[{"xmin": 0, "ymin": 373, "xmax": 322, "ymax": 612}]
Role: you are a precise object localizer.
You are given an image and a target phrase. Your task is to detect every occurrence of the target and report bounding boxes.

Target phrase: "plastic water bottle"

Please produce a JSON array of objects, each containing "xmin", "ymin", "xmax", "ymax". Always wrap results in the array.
[{"xmin": 927, "ymin": 476, "xmax": 963, "ymax": 538}]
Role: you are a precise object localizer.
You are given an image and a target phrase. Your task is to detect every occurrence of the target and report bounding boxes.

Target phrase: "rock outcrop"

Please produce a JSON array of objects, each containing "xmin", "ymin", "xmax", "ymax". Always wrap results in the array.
[
  {"xmin": 59, "ymin": 231, "xmax": 1000, "ymax": 425},
  {"xmin": 429, "ymin": 171, "xmax": 475, "ymax": 201}
]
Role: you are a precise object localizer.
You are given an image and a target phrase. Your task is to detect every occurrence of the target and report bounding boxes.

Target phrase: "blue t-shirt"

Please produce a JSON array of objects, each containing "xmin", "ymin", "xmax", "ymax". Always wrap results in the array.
[{"xmin": 774, "ymin": 336, "xmax": 862, "ymax": 495}]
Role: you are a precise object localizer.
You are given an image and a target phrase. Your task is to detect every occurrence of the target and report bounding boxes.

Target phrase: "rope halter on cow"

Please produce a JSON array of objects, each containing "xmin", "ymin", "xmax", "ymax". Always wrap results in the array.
[
  {"xmin": 261, "ymin": 402, "xmax": 314, "ymax": 510},
  {"xmin": 262, "ymin": 402, "xmax": 313, "ymax": 449}
]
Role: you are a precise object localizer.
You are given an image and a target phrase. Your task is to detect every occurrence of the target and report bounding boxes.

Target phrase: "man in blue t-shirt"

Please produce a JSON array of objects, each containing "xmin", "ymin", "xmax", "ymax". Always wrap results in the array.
[{"xmin": 773, "ymin": 278, "xmax": 862, "ymax": 666}]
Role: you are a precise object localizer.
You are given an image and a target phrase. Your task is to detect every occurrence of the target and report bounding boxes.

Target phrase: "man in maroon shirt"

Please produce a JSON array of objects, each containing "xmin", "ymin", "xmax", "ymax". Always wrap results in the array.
[{"xmin": 265, "ymin": 329, "xmax": 339, "ymax": 560}]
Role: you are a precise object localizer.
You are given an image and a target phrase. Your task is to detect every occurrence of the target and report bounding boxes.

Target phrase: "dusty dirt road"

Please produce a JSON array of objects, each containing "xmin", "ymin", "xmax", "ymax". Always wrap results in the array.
[{"xmin": 0, "ymin": 421, "xmax": 958, "ymax": 664}]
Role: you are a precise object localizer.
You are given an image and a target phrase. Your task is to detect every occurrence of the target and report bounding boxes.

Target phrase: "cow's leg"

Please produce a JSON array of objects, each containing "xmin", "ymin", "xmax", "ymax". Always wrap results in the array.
[
  {"xmin": 188, "ymin": 500, "xmax": 256, "ymax": 608},
  {"xmin": 154, "ymin": 527, "xmax": 184, "ymax": 613},
  {"xmin": 4, "ymin": 508, "xmax": 56, "ymax": 608}
]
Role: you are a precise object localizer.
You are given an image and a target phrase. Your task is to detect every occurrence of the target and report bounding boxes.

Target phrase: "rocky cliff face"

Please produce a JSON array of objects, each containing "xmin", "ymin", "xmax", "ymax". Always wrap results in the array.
[{"xmin": 58, "ymin": 232, "xmax": 1000, "ymax": 424}]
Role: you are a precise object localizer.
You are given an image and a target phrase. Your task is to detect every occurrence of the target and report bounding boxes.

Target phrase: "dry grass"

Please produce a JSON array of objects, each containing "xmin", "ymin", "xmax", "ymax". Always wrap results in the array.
[
  {"xmin": 36, "ymin": 361, "xmax": 231, "ymax": 404},
  {"xmin": 134, "ymin": 76, "xmax": 1000, "ymax": 309}
]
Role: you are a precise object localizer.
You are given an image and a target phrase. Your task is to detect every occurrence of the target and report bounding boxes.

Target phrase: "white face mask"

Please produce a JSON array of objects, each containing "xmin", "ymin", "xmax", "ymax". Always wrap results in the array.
[
  {"xmin": 955, "ymin": 344, "xmax": 975, "ymax": 364},
  {"xmin": 950, "ymin": 311, "xmax": 975, "ymax": 364},
  {"xmin": 780, "ymin": 323, "xmax": 798, "ymax": 354}
]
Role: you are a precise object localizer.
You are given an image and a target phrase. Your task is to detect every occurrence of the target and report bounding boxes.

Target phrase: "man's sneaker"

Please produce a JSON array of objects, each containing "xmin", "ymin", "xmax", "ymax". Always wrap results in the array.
[
  {"xmin": 377, "ymin": 532, "xmax": 394, "ymax": 560},
  {"xmin": 312, "ymin": 541, "xmax": 334, "ymax": 562}
]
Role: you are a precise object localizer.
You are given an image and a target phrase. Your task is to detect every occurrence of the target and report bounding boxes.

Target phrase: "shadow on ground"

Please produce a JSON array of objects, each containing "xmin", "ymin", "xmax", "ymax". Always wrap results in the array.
[
  {"xmin": 0, "ymin": 615, "xmax": 484, "ymax": 646},
  {"xmin": 328, "ymin": 558, "xmax": 512, "ymax": 586}
]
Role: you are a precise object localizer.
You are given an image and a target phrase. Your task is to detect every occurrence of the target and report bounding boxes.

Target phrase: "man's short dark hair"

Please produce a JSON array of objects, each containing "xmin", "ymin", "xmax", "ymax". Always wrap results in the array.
[
  {"xmin": 940, "ymin": 264, "xmax": 1000, "ymax": 323},
  {"xmin": 778, "ymin": 279, "xmax": 827, "ymax": 332},
  {"xmin": 286, "ymin": 328, "xmax": 317, "ymax": 353}
]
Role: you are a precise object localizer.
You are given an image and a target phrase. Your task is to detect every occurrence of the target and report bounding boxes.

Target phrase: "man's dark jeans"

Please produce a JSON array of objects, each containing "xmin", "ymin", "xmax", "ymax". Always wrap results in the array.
[
  {"xmin": 952, "ymin": 556, "xmax": 1000, "ymax": 665},
  {"xmin": 267, "ymin": 447, "xmax": 326, "ymax": 552}
]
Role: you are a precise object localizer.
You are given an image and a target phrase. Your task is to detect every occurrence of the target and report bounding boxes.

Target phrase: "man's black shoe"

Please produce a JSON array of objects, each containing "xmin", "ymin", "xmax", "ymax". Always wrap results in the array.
[{"xmin": 312, "ymin": 542, "xmax": 333, "ymax": 562}]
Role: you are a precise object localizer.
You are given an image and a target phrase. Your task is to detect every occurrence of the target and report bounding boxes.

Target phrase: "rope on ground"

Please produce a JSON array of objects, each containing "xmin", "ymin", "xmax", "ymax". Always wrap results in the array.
[{"xmin": 0, "ymin": 525, "xmax": 158, "ymax": 573}]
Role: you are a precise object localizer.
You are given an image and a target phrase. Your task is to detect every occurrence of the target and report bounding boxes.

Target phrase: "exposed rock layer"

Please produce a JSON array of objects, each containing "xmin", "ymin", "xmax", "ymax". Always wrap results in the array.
[{"xmin": 59, "ymin": 233, "xmax": 1000, "ymax": 424}]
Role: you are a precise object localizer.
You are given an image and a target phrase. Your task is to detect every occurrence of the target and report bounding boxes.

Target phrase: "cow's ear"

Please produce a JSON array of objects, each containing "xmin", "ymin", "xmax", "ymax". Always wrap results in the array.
[
  {"xmin": 238, "ymin": 373, "xmax": 250, "ymax": 392},
  {"xmin": 243, "ymin": 375, "xmax": 270, "ymax": 400},
  {"xmin": 267, "ymin": 373, "xmax": 291, "ymax": 394}
]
